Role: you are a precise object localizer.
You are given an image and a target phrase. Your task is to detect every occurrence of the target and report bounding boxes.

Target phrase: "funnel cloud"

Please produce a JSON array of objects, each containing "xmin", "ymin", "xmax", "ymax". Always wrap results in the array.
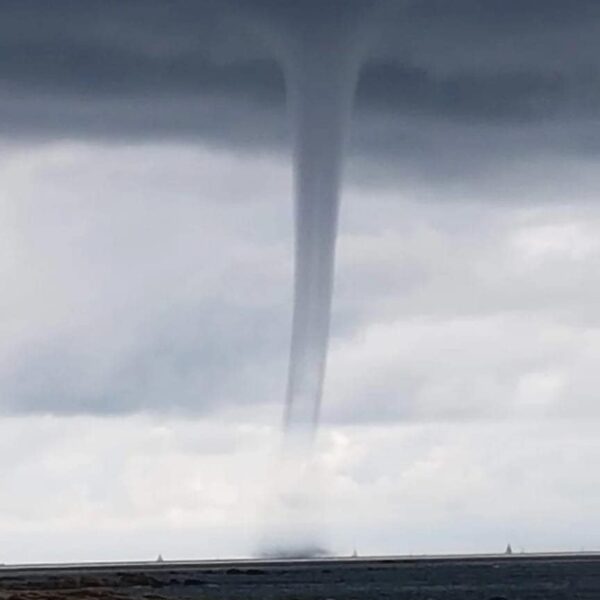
[{"xmin": 281, "ymin": 2, "xmax": 374, "ymax": 434}]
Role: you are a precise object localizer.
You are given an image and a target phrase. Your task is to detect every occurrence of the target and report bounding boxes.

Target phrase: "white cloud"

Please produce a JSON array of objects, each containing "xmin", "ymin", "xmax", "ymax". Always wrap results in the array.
[
  {"xmin": 324, "ymin": 314, "xmax": 585, "ymax": 422},
  {"xmin": 1, "ymin": 414, "xmax": 599, "ymax": 562},
  {"xmin": 2, "ymin": 138, "xmax": 600, "ymax": 423},
  {"xmin": 1, "ymin": 136, "xmax": 600, "ymax": 560},
  {"xmin": 511, "ymin": 221, "xmax": 600, "ymax": 263},
  {"xmin": 0, "ymin": 140, "xmax": 293, "ymax": 414}
]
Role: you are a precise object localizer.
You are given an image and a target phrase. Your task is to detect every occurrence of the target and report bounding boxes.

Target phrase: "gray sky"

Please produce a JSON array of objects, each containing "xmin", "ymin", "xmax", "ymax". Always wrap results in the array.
[{"xmin": 1, "ymin": 0, "xmax": 600, "ymax": 561}]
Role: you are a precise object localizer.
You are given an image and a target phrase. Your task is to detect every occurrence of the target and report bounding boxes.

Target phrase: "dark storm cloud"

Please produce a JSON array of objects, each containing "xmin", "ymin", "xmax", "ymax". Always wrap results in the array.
[
  {"xmin": 0, "ymin": 0, "xmax": 599, "ymax": 151},
  {"xmin": 357, "ymin": 64, "xmax": 590, "ymax": 122},
  {"xmin": 0, "ymin": 0, "xmax": 285, "ymax": 142}
]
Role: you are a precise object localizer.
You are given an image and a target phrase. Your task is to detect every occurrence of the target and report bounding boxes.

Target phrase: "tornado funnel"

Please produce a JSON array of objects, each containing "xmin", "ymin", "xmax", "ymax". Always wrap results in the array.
[{"xmin": 282, "ymin": 3, "xmax": 372, "ymax": 436}]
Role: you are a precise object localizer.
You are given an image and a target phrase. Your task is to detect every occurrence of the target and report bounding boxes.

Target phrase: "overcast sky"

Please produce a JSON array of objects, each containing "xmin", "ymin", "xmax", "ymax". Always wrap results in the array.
[{"xmin": 1, "ymin": 0, "xmax": 600, "ymax": 562}]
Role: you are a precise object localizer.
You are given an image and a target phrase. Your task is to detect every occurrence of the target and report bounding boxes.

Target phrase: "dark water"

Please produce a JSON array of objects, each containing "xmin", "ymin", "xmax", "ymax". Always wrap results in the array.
[{"xmin": 2, "ymin": 554, "xmax": 600, "ymax": 599}]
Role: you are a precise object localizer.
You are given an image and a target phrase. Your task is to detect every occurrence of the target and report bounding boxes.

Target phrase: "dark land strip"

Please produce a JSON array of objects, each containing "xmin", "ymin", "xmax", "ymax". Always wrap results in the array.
[{"xmin": 1, "ymin": 553, "xmax": 599, "ymax": 599}]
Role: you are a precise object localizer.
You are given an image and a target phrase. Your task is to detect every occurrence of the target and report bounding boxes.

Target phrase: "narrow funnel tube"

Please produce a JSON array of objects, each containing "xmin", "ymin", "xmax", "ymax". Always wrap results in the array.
[{"xmin": 283, "ymin": 18, "xmax": 362, "ymax": 435}]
